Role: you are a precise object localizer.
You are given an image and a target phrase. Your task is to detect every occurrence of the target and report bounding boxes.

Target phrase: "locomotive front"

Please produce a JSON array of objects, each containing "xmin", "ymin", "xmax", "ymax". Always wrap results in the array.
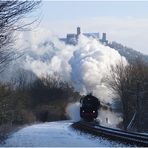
[{"xmin": 80, "ymin": 93, "xmax": 100, "ymax": 121}]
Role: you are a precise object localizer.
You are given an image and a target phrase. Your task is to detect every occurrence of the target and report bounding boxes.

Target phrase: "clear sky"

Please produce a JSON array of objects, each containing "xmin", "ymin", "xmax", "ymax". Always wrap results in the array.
[
  {"xmin": 42, "ymin": 1, "xmax": 148, "ymax": 21},
  {"xmin": 36, "ymin": 1, "xmax": 148, "ymax": 54}
]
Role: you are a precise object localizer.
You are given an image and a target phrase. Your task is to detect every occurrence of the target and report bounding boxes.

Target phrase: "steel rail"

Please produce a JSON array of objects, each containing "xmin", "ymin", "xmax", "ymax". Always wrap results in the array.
[{"xmin": 72, "ymin": 121, "xmax": 148, "ymax": 146}]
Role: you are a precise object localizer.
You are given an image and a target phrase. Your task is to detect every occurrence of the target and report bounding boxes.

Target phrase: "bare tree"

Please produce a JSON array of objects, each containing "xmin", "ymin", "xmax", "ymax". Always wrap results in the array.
[
  {"xmin": 0, "ymin": 0, "xmax": 40, "ymax": 73},
  {"xmin": 107, "ymin": 59, "xmax": 148, "ymax": 130},
  {"xmin": 107, "ymin": 62, "xmax": 133, "ymax": 129}
]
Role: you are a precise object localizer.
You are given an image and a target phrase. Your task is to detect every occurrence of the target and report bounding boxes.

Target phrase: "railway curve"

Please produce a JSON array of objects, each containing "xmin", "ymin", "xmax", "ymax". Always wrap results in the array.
[{"xmin": 72, "ymin": 121, "xmax": 148, "ymax": 146}]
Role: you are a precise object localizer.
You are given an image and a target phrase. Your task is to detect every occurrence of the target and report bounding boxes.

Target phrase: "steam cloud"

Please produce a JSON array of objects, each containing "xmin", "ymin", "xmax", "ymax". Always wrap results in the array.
[
  {"xmin": 2, "ymin": 27, "xmax": 127, "ymax": 104},
  {"xmin": 0, "ymin": 27, "xmax": 128, "ymax": 123},
  {"xmin": 66, "ymin": 102, "xmax": 81, "ymax": 122},
  {"xmin": 97, "ymin": 108, "xmax": 123, "ymax": 128}
]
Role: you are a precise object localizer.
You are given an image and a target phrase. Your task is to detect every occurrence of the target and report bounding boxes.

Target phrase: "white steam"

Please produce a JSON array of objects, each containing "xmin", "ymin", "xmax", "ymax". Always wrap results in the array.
[
  {"xmin": 69, "ymin": 35, "xmax": 127, "ymax": 103},
  {"xmin": 66, "ymin": 102, "xmax": 81, "ymax": 122},
  {"xmin": 0, "ymin": 27, "xmax": 128, "ymax": 122},
  {"xmin": 97, "ymin": 108, "xmax": 123, "ymax": 128},
  {"xmin": 3, "ymin": 27, "xmax": 127, "ymax": 104}
]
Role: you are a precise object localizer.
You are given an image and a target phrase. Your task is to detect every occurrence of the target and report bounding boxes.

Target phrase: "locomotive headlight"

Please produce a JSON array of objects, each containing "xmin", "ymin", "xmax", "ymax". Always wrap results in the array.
[
  {"xmin": 93, "ymin": 110, "xmax": 95, "ymax": 113},
  {"xmin": 82, "ymin": 110, "xmax": 85, "ymax": 113}
]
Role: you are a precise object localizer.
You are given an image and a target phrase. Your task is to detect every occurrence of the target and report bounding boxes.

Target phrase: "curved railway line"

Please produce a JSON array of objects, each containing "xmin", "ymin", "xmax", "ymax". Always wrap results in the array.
[{"xmin": 72, "ymin": 121, "xmax": 148, "ymax": 146}]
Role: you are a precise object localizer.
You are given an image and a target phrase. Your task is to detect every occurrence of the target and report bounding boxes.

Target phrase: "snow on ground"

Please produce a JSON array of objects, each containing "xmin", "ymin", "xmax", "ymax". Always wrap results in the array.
[{"xmin": 1, "ymin": 120, "xmax": 128, "ymax": 147}]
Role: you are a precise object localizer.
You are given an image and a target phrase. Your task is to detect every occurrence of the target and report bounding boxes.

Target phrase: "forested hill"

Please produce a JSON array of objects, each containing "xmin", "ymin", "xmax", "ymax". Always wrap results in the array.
[{"xmin": 108, "ymin": 42, "xmax": 148, "ymax": 64}]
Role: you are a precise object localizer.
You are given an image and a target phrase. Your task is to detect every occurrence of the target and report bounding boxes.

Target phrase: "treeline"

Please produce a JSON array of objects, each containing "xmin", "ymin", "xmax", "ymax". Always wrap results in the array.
[
  {"xmin": 108, "ymin": 58, "xmax": 148, "ymax": 131},
  {"xmin": 0, "ymin": 70, "xmax": 80, "ymax": 126},
  {"xmin": 108, "ymin": 41, "xmax": 148, "ymax": 65},
  {"xmin": 0, "ymin": 1, "xmax": 41, "ymax": 142}
]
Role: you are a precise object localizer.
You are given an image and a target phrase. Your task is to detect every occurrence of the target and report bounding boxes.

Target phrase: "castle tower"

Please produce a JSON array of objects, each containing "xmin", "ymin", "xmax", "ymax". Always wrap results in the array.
[
  {"xmin": 101, "ymin": 32, "xmax": 108, "ymax": 44},
  {"xmin": 77, "ymin": 27, "xmax": 81, "ymax": 36},
  {"xmin": 102, "ymin": 33, "xmax": 106, "ymax": 42}
]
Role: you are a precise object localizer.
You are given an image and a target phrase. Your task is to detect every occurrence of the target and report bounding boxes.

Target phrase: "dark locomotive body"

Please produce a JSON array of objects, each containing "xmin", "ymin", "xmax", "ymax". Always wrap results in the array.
[{"xmin": 80, "ymin": 94, "xmax": 100, "ymax": 121}]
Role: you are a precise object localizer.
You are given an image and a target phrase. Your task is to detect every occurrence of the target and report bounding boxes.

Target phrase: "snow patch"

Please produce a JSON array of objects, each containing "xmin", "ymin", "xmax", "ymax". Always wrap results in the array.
[{"xmin": 1, "ymin": 121, "xmax": 128, "ymax": 147}]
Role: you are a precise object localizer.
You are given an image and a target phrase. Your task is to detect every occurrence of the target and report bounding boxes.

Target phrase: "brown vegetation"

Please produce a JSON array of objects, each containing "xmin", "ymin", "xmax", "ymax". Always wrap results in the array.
[
  {"xmin": 107, "ymin": 58, "xmax": 148, "ymax": 131},
  {"xmin": 0, "ymin": 72, "xmax": 80, "ymax": 142}
]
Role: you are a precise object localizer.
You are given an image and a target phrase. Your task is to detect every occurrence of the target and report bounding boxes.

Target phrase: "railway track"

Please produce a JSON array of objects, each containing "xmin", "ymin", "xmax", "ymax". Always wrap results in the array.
[{"xmin": 72, "ymin": 121, "xmax": 148, "ymax": 146}]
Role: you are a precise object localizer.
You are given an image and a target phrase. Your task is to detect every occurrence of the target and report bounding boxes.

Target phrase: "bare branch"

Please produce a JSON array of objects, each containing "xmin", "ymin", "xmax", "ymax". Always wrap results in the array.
[{"xmin": 0, "ymin": 0, "xmax": 41, "ymax": 73}]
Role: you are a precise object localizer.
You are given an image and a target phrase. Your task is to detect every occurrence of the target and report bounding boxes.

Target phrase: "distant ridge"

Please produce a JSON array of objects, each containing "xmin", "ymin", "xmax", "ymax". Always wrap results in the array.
[{"xmin": 107, "ymin": 41, "xmax": 148, "ymax": 65}]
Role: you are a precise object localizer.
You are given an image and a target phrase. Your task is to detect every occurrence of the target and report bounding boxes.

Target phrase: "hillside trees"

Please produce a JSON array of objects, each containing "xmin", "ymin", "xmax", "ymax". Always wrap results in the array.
[
  {"xmin": 28, "ymin": 75, "xmax": 80, "ymax": 122},
  {"xmin": 107, "ymin": 59, "xmax": 148, "ymax": 131}
]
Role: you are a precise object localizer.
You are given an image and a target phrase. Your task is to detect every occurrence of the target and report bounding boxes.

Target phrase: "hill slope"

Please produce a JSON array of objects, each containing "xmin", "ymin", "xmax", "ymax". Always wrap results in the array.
[{"xmin": 108, "ymin": 42, "xmax": 148, "ymax": 64}]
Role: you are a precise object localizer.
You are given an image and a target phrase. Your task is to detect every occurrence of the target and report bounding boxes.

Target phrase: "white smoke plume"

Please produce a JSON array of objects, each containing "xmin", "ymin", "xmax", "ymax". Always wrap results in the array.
[
  {"xmin": 2, "ymin": 27, "xmax": 127, "ymax": 104},
  {"xmin": 97, "ymin": 108, "xmax": 123, "ymax": 128},
  {"xmin": 66, "ymin": 102, "xmax": 81, "ymax": 122},
  {"xmin": 69, "ymin": 35, "xmax": 128, "ymax": 103}
]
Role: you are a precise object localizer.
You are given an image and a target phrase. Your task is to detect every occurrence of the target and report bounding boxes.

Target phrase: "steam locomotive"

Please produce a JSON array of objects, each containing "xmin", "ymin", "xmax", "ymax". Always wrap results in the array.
[{"xmin": 80, "ymin": 93, "xmax": 100, "ymax": 121}]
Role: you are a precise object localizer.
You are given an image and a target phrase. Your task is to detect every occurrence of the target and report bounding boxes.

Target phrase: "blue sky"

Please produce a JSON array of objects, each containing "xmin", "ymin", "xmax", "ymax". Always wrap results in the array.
[
  {"xmin": 36, "ymin": 1, "xmax": 148, "ymax": 54},
  {"xmin": 42, "ymin": 1, "xmax": 148, "ymax": 21}
]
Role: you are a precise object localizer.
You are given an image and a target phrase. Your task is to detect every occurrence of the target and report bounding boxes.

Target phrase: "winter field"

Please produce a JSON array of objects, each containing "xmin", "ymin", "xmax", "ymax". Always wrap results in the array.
[{"xmin": 0, "ymin": 120, "xmax": 128, "ymax": 147}]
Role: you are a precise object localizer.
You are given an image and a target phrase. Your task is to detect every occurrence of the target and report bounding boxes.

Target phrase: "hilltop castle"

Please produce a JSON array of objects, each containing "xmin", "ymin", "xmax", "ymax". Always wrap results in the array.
[{"xmin": 60, "ymin": 27, "xmax": 108, "ymax": 45}]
